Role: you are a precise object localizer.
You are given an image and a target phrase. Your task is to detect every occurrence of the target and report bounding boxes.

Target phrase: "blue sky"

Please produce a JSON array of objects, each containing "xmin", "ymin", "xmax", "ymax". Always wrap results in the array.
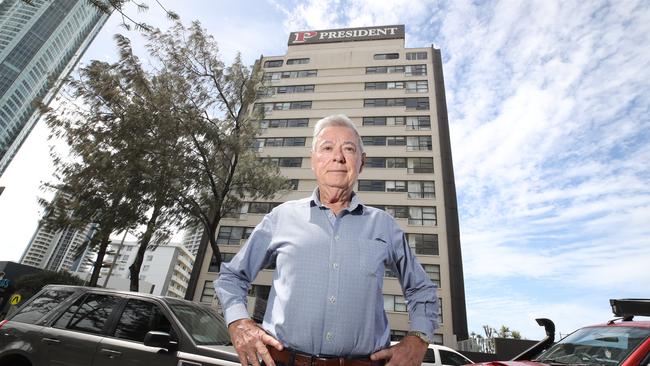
[{"xmin": 0, "ymin": 0, "xmax": 648, "ymax": 340}]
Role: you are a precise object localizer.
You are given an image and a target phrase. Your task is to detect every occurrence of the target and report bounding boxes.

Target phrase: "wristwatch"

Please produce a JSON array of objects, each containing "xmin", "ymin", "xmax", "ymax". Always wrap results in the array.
[{"xmin": 406, "ymin": 331, "xmax": 431, "ymax": 345}]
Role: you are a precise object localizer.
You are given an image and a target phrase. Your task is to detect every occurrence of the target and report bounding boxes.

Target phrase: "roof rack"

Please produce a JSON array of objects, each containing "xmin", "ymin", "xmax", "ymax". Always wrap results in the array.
[{"xmin": 610, "ymin": 299, "xmax": 650, "ymax": 320}]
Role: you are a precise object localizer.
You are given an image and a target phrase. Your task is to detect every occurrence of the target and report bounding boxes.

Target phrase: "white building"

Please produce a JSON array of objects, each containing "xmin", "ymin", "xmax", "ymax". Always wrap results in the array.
[{"xmin": 102, "ymin": 241, "xmax": 195, "ymax": 298}]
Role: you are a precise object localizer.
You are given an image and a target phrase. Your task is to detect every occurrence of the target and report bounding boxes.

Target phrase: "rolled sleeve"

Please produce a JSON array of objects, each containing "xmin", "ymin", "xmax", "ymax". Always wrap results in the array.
[
  {"xmin": 214, "ymin": 213, "xmax": 276, "ymax": 326},
  {"xmin": 388, "ymin": 225, "xmax": 439, "ymax": 340}
]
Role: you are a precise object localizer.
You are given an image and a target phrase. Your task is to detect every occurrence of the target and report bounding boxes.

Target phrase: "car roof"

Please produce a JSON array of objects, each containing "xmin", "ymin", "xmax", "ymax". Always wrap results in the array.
[{"xmin": 43, "ymin": 284, "xmax": 203, "ymax": 307}]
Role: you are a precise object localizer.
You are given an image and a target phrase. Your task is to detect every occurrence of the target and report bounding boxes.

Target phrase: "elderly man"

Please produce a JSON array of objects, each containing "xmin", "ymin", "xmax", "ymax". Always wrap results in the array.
[{"xmin": 215, "ymin": 114, "xmax": 438, "ymax": 366}]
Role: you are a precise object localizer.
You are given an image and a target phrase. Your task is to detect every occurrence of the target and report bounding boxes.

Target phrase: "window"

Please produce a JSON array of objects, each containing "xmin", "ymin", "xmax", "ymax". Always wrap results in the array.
[
  {"xmin": 362, "ymin": 136, "xmax": 386, "ymax": 146},
  {"xmin": 407, "ymin": 136, "xmax": 432, "ymax": 151},
  {"xmin": 440, "ymin": 350, "xmax": 470, "ymax": 366},
  {"xmin": 247, "ymin": 202, "xmax": 276, "ymax": 214},
  {"xmin": 391, "ymin": 330, "xmax": 407, "ymax": 342},
  {"xmin": 406, "ymin": 116, "xmax": 431, "ymax": 130},
  {"xmin": 406, "ymin": 52, "xmax": 427, "ymax": 60},
  {"xmin": 421, "ymin": 264, "xmax": 441, "ymax": 287},
  {"xmin": 385, "ymin": 206, "xmax": 409, "ymax": 218},
  {"xmin": 217, "ymin": 226, "xmax": 254, "ymax": 245},
  {"xmin": 54, "ymin": 294, "xmax": 121, "ymax": 334},
  {"xmin": 408, "ymin": 233, "xmax": 439, "ymax": 255},
  {"xmin": 405, "ymin": 97, "xmax": 429, "ymax": 110},
  {"xmin": 408, "ymin": 181, "xmax": 435, "ymax": 198},
  {"xmin": 208, "ymin": 252, "xmax": 237, "ymax": 272},
  {"xmin": 145, "ymin": 255, "xmax": 153, "ymax": 261},
  {"xmin": 384, "ymin": 266, "xmax": 398, "ymax": 278},
  {"xmin": 289, "ymin": 179, "xmax": 299, "ymax": 190},
  {"xmin": 366, "ymin": 66, "xmax": 405, "ymax": 74},
  {"xmin": 287, "ymin": 58, "xmax": 310, "ymax": 65},
  {"xmin": 260, "ymin": 118, "xmax": 309, "ymax": 128},
  {"xmin": 263, "ymin": 60, "xmax": 283, "ymax": 68},
  {"xmin": 383, "ymin": 294, "xmax": 407, "ymax": 312},
  {"xmin": 405, "ymin": 64, "xmax": 427, "ymax": 76},
  {"xmin": 362, "ymin": 117, "xmax": 386, "ymax": 126},
  {"xmin": 374, "ymin": 53, "xmax": 399, "ymax": 60},
  {"xmin": 11, "ymin": 289, "xmax": 74, "ymax": 324},
  {"xmin": 387, "ymin": 136, "xmax": 406, "ymax": 146},
  {"xmin": 366, "ymin": 157, "xmax": 386, "ymax": 168},
  {"xmin": 408, "ymin": 158, "xmax": 434, "ymax": 173},
  {"xmin": 125, "ymin": 246, "xmax": 133, "ymax": 251},
  {"xmin": 423, "ymin": 348, "xmax": 437, "ymax": 363},
  {"xmin": 358, "ymin": 180, "xmax": 385, "ymax": 191},
  {"xmin": 283, "ymin": 137, "xmax": 306, "ymax": 146},
  {"xmin": 200, "ymin": 280, "xmax": 214, "ymax": 303},
  {"xmin": 277, "ymin": 85, "xmax": 315, "ymax": 93},
  {"xmin": 409, "ymin": 206, "xmax": 437, "ymax": 226},
  {"xmin": 263, "ymin": 70, "xmax": 317, "ymax": 81},
  {"xmin": 142, "ymin": 265, "xmax": 149, "ymax": 271},
  {"xmin": 405, "ymin": 80, "xmax": 428, "ymax": 93},
  {"xmin": 386, "ymin": 180, "xmax": 407, "ymax": 192},
  {"xmin": 387, "ymin": 157, "xmax": 407, "ymax": 168},
  {"xmin": 113, "ymin": 299, "xmax": 173, "ymax": 342}
]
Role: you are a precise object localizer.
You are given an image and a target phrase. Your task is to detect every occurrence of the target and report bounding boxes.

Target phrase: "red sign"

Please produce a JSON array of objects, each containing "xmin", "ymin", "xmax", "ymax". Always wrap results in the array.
[{"xmin": 289, "ymin": 25, "xmax": 404, "ymax": 45}]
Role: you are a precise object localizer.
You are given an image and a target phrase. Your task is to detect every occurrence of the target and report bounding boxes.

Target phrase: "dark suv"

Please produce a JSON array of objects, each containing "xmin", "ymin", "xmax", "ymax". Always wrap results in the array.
[{"xmin": 0, "ymin": 285, "xmax": 239, "ymax": 366}]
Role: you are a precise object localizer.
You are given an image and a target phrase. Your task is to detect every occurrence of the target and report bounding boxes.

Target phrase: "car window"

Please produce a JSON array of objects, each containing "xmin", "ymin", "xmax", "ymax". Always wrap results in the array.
[
  {"xmin": 440, "ymin": 349, "xmax": 471, "ymax": 366},
  {"xmin": 113, "ymin": 299, "xmax": 173, "ymax": 342},
  {"xmin": 11, "ymin": 289, "xmax": 75, "ymax": 324},
  {"xmin": 169, "ymin": 303, "xmax": 230, "ymax": 345},
  {"xmin": 53, "ymin": 293, "xmax": 121, "ymax": 335},
  {"xmin": 423, "ymin": 348, "xmax": 436, "ymax": 363}
]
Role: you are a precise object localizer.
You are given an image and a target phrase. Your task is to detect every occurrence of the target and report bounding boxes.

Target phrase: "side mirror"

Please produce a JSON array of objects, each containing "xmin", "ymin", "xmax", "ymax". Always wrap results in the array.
[{"xmin": 144, "ymin": 331, "xmax": 176, "ymax": 350}]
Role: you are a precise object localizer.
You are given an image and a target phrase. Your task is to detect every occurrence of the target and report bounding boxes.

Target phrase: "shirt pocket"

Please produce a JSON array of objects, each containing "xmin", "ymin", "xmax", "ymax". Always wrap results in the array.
[{"xmin": 358, "ymin": 239, "xmax": 388, "ymax": 276}]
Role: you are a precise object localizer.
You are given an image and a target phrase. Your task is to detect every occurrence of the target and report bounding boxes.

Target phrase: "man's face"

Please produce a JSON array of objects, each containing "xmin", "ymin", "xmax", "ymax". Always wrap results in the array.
[{"xmin": 311, "ymin": 125, "xmax": 365, "ymax": 192}]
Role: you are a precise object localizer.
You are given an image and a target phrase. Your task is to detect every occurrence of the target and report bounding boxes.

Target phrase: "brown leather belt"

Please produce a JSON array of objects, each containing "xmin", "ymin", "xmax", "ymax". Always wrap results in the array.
[{"xmin": 268, "ymin": 347, "xmax": 385, "ymax": 366}]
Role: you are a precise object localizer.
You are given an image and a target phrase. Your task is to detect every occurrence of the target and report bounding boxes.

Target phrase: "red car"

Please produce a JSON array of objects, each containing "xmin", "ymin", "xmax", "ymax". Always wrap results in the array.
[{"xmin": 470, "ymin": 299, "xmax": 650, "ymax": 366}]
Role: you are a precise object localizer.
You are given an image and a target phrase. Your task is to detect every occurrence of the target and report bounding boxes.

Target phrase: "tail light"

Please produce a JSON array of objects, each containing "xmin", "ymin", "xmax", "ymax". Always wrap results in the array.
[{"xmin": 0, "ymin": 319, "xmax": 8, "ymax": 330}]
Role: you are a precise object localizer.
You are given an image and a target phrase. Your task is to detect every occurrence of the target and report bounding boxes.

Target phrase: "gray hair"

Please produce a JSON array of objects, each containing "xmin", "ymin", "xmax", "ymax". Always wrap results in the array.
[{"xmin": 311, "ymin": 114, "xmax": 364, "ymax": 153}]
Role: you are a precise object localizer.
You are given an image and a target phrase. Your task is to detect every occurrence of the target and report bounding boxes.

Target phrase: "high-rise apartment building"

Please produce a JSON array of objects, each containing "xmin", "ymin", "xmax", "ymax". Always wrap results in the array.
[
  {"xmin": 187, "ymin": 25, "xmax": 467, "ymax": 347},
  {"xmin": 20, "ymin": 220, "xmax": 97, "ymax": 272},
  {"xmin": 0, "ymin": 0, "xmax": 110, "ymax": 174}
]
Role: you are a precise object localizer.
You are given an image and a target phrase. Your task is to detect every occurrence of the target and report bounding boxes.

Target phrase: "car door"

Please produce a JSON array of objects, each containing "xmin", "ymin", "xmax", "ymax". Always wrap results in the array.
[
  {"xmin": 42, "ymin": 292, "xmax": 121, "ymax": 366},
  {"xmin": 92, "ymin": 298, "xmax": 178, "ymax": 366}
]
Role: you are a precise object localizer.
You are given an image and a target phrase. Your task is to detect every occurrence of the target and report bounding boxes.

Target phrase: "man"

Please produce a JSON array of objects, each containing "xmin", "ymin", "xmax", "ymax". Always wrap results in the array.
[{"xmin": 215, "ymin": 115, "xmax": 438, "ymax": 366}]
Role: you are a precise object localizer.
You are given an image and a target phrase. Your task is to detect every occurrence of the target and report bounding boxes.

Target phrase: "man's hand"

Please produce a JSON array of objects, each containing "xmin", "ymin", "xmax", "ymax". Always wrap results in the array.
[
  {"xmin": 228, "ymin": 318, "xmax": 283, "ymax": 366},
  {"xmin": 370, "ymin": 335, "xmax": 428, "ymax": 366}
]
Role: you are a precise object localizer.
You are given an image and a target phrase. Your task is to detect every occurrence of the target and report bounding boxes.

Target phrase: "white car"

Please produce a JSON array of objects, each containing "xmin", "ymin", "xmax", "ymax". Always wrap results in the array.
[{"xmin": 391, "ymin": 341, "xmax": 473, "ymax": 366}]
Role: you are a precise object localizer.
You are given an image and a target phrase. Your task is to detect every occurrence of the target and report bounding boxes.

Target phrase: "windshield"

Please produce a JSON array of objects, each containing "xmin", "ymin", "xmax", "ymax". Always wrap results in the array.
[
  {"xmin": 169, "ymin": 303, "xmax": 231, "ymax": 345},
  {"xmin": 535, "ymin": 326, "xmax": 650, "ymax": 366}
]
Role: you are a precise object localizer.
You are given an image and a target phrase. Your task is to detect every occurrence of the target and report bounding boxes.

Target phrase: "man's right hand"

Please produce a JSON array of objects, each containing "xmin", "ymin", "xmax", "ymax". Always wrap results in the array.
[{"xmin": 228, "ymin": 318, "xmax": 283, "ymax": 366}]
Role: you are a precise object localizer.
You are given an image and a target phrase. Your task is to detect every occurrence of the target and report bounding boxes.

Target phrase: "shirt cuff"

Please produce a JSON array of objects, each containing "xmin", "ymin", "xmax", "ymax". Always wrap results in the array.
[{"xmin": 223, "ymin": 302, "xmax": 250, "ymax": 326}]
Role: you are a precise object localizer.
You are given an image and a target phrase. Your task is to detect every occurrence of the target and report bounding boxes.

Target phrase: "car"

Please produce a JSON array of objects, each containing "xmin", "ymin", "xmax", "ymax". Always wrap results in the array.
[
  {"xmin": 467, "ymin": 299, "xmax": 650, "ymax": 366},
  {"xmin": 0, "ymin": 285, "xmax": 239, "ymax": 366},
  {"xmin": 390, "ymin": 341, "xmax": 474, "ymax": 366}
]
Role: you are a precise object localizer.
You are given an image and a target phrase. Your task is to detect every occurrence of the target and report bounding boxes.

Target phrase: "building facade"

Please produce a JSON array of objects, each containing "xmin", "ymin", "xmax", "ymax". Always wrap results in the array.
[
  {"xmin": 0, "ymin": 0, "xmax": 109, "ymax": 174},
  {"xmin": 188, "ymin": 25, "xmax": 468, "ymax": 347},
  {"xmin": 101, "ymin": 241, "xmax": 194, "ymax": 298},
  {"xmin": 20, "ymin": 220, "xmax": 97, "ymax": 272}
]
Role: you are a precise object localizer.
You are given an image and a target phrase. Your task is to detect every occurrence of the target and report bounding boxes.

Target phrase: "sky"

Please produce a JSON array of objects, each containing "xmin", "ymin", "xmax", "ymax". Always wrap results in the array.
[{"xmin": 1, "ymin": 0, "xmax": 649, "ymax": 340}]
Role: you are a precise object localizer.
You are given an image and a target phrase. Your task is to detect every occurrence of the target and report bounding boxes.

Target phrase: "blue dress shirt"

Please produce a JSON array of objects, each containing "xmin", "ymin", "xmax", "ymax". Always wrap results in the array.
[{"xmin": 215, "ymin": 189, "xmax": 439, "ymax": 357}]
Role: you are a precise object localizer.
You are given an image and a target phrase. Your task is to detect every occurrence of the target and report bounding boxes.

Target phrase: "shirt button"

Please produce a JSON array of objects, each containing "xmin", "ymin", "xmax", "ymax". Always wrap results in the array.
[
  {"xmin": 332, "ymin": 263, "xmax": 339, "ymax": 269},
  {"xmin": 329, "ymin": 296, "xmax": 336, "ymax": 304},
  {"xmin": 325, "ymin": 332, "xmax": 334, "ymax": 341},
  {"xmin": 334, "ymin": 235, "xmax": 340, "ymax": 240}
]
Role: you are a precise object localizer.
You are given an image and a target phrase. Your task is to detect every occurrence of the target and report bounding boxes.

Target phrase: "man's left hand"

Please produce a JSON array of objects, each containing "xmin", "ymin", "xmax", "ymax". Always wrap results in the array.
[{"xmin": 370, "ymin": 335, "xmax": 428, "ymax": 366}]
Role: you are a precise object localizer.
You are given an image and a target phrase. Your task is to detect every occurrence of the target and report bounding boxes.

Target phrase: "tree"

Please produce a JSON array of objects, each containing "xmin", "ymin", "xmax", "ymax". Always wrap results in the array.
[
  {"xmin": 42, "ymin": 21, "xmax": 288, "ymax": 291},
  {"xmin": 13, "ymin": 271, "xmax": 85, "ymax": 302},
  {"xmin": 143, "ymin": 21, "xmax": 290, "ymax": 274}
]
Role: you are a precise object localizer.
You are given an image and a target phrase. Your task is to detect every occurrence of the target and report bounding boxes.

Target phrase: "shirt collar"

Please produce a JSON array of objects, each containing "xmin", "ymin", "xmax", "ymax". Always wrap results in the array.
[{"xmin": 309, "ymin": 188, "xmax": 364, "ymax": 214}]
